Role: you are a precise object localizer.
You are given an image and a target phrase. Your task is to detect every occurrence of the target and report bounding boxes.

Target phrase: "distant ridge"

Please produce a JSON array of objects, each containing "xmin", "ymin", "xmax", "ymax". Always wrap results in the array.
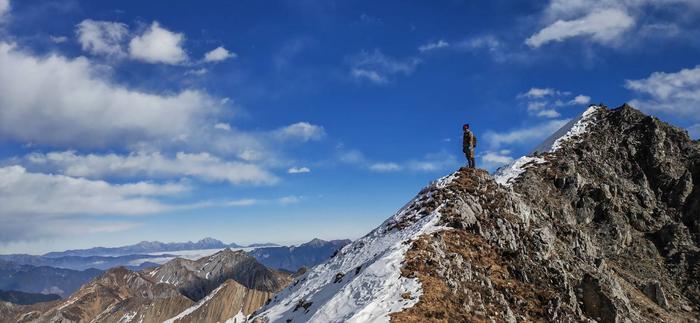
[{"xmin": 41, "ymin": 238, "xmax": 277, "ymax": 257}]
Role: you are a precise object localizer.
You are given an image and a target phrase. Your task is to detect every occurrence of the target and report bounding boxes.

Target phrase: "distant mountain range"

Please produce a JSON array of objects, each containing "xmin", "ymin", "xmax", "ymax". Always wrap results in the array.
[
  {"xmin": 0, "ymin": 290, "xmax": 60, "ymax": 305},
  {"xmin": 249, "ymin": 238, "xmax": 351, "ymax": 272},
  {"xmin": 0, "ymin": 260, "xmax": 102, "ymax": 297},
  {"xmin": 0, "ymin": 253, "xmax": 171, "ymax": 271},
  {"xmin": 42, "ymin": 237, "xmax": 278, "ymax": 257},
  {"xmin": 0, "ymin": 249, "xmax": 292, "ymax": 323}
]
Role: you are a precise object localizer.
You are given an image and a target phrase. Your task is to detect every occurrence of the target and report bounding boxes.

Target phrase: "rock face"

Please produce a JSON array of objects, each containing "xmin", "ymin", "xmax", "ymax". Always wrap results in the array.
[
  {"xmin": 255, "ymin": 104, "xmax": 700, "ymax": 322},
  {"xmin": 163, "ymin": 279, "xmax": 278, "ymax": 323},
  {"xmin": 145, "ymin": 249, "xmax": 290, "ymax": 301}
]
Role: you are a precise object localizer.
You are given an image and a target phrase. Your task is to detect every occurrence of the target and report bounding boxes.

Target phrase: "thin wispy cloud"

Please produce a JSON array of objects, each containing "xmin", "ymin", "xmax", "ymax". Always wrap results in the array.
[{"xmin": 349, "ymin": 49, "xmax": 420, "ymax": 84}]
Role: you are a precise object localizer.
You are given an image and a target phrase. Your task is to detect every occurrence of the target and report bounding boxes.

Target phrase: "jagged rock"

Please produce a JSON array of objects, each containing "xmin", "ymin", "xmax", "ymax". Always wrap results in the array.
[{"xmin": 643, "ymin": 280, "xmax": 670, "ymax": 309}]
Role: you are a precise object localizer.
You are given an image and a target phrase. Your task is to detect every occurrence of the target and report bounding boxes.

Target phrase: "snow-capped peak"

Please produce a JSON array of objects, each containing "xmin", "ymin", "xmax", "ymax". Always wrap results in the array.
[{"xmin": 494, "ymin": 105, "xmax": 602, "ymax": 186}]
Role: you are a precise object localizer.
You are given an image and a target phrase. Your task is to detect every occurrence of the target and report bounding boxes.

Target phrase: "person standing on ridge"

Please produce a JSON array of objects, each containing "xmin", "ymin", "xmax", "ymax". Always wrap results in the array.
[{"xmin": 462, "ymin": 123, "xmax": 477, "ymax": 168}]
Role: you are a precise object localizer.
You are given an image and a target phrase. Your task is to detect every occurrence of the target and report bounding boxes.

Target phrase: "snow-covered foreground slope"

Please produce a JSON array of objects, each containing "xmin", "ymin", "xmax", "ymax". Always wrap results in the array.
[{"xmin": 250, "ymin": 174, "xmax": 458, "ymax": 323}]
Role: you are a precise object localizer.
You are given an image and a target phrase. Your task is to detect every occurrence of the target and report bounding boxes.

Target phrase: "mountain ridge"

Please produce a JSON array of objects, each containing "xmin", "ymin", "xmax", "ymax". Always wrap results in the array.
[{"xmin": 253, "ymin": 104, "xmax": 700, "ymax": 322}]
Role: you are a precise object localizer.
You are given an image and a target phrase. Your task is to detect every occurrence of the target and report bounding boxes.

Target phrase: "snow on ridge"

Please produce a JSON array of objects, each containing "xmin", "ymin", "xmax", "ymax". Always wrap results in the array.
[
  {"xmin": 163, "ymin": 283, "xmax": 226, "ymax": 323},
  {"xmin": 251, "ymin": 173, "xmax": 457, "ymax": 323},
  {"xmin": 494, "ymin": 105, "xmax": 602, "ymax": 187}
]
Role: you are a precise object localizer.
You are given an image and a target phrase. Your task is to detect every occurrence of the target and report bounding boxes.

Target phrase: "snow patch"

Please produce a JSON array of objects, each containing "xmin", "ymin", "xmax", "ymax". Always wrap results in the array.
[
  {"xmin": 223, "ymin": 311, "xmax": 247, "ymax": 323},
  {"xmin": 494, "ymin": 105, "xmax": 601, "ymax": 187},
  {"xmin": 163, "ymin": 283, "xmax": 225, "ymax": 323},
  {"xmin": 118, "ymin": 311, "xmax": 137, "ymax": 323},
  {"xmin": 251, "ymin": 174, "xmax": 455, "ymax": 323}
]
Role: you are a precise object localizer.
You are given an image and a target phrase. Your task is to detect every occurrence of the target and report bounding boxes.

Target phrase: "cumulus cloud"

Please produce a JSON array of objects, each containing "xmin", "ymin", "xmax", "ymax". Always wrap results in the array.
[
  {"xmin": 484, "ymin": 119, "xmax": 570, "ymax": 148},
  {"xmin": 129, "ymin": 22, "xmax": 187, "ymax": 64},
  {"xmin": 288, "ymin": 167, "xmax": 311, "ymax": 174},
  {"xmin": 0, "ymin": 165, "xmax": 185, "ymax": 242},
  {"xmin": 0, "ymin": 42, "xmax": 219, "ymax": 148},
  {"xmin": 526, "ymin": 9, "xmax": 634, "ymax": 48},
  {"xmin": 25, "ymin": 150, "xmax": 279, "ymax": 185},
  {"xmin": 203, "ymin": 46, "xmax": 236, "ymax": 62},
  {"xmin": 418, "ymin": 40, "xmax": 449, "ymax": 52},
  {"xmin": 349, "ymin": 49, "xmax": 420, "ymax": 84},
  {"xmin": 625, "ymin": 65, "xmax": 700, "ymax": 119},
  {"xmin": 273, "ymin": 122, "xmax": 326, "ymax": 142},
  {"xmin": 76, "ymin": 19, "xmax": 129, "ymax": 57}
]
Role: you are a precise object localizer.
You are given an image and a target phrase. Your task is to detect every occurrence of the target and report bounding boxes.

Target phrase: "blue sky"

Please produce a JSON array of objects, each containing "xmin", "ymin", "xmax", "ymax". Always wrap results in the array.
[{"xmin": 1, "ymin": 0, "xmax": 699, "ymax": 254}]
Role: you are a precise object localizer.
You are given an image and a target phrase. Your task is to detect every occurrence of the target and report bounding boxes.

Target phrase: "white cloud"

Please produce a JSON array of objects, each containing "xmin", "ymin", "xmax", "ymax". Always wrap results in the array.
[
  {"xmin": 537, "ymin": 109, "xmax": 561, "ymax": 118},
  {"xmin": 480, "ymin": 150, "xmax": 514, "ymax": 170},
  {"xmin": 225, "ymin": 198, "xmax": 258, "ymax": 207},
  {"xmin": 0, "ymin": 0, "xmax": 9, "ymax": 21},
  {"xmin": 351, "ymin": 68, "xmax": 387, "ymax": 84},
  {"xmin": 129, "ymin": 22, "xmax": 187, "ymax": 64},
  {"xmin": 273, "ymin": 122, "xmax": 326, "ymax": 142},
  {"xmin": 455, "ymin": 35, "xmax": 502, "ymax": 53},
  {"xmin": 278, "ymin": 195, "xmax": 301, "ymax": 205},
  {"xmin": 526, "ymin": 9, "xmax": 634, "ymax": 48},
  {"xmin": 625, "ymin": 65, "xmax": 700, "ymax": 119},
  {"xmin": 203, "ymin": 46, "xmax": 236, "ymax": 62},
  {"xmin": 519, "ymin": 87, "xmax": 590, "ymax": 118},
  {"xmin": 529, "ymin": 0, "xmax": 700, "ymax": 48},
  {"xmin": 520, "ymin": 87, "xmax": 557, "ymax": 98},
  {"xmin": 369, "ymin": 162, "xmax": 401, "ymax": 172},
  {"xmin": 405, "ymin": 151, "xmax": 459, "ymax": 172},
  {"xmin": 186, "ymin": 68, "xmax": 208, "ymax": 76},
  {"xmin": 570, "ymin": 94, "xmax": 591, "ymax": 105},
  {"xmin": 418, "ymin": 40, "xmax": 449, "ymax": 52},
  {"xmin": 25, "ymin": 150, "xmax": 279, "ymax": 185},
  {"xmin": 349, "ymin": 49, "xmax": 420, "ymax": 84},
  {"xmin": 50, "ymin": 36, "xmax": 68, "ymax": 44},
  {"xmin": 288, "ymin": 167, "xmax": 311, "ymax": 174},
  {"xmin": 214, "ymin": 122, "xmax": 231, "ymax": 131},
  {"xmin": 484, "ymin": 119, "xmax": 570, "ymax": 148},
  {"xmin": 76, "ymin": 19, "xmax": 129, "ymax": 57},
  {"xmin": 0, "ymin": 165, "xmax": 186, "ymax": 242},
  {"xmin": 0, "ymin": 42, "xmax": 220, "ymax": 148}
]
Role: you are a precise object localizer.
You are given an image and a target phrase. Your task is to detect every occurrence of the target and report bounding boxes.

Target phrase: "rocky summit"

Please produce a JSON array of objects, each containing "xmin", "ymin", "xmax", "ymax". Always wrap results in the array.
[{"xmin": 254, "ymin": 104, "xmax": 700, "ymax": 322}]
